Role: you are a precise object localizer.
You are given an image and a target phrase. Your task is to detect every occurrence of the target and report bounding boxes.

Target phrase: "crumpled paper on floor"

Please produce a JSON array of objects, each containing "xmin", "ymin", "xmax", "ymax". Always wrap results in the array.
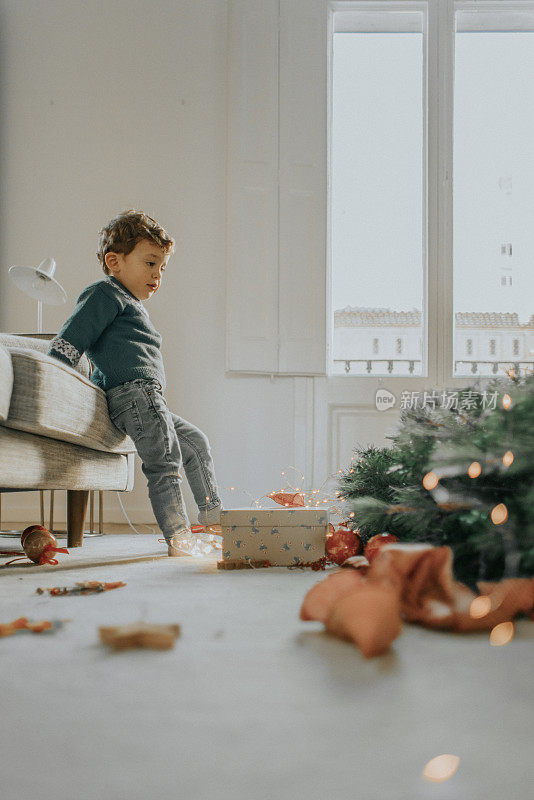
[
  {"xmin": 0, "ymin": 617, "xmax": 64, "ymax": 636},
  {"xmin": 299, "ymin": 542, "xmax": 534, "ymax": 658}
]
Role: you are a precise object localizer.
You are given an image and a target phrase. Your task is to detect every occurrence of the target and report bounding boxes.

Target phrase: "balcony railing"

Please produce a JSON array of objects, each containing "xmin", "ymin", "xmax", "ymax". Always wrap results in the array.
[
  {"xmin": 333, "ymin": 359, "xmax": 421, "ymax": 374},
  {"xmin": 454, "ymin": 360, "xmax": 534, "ymax": 375},
  {"xmin": 333, "ymin": 358, "xmax": 534, "ymax": 376}
]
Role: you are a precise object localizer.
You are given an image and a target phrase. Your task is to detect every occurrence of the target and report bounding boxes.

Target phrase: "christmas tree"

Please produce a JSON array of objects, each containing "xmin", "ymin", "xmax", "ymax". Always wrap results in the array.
[{"xmin": 337, "ymin": 371, "xmax": 534, "ymax": 590}]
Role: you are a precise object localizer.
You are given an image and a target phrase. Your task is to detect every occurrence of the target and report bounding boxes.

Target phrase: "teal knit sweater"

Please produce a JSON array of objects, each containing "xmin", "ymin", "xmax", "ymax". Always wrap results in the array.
[{"xmin": 47, "ymin": 275, "xmax": 166, "ymax": 391}]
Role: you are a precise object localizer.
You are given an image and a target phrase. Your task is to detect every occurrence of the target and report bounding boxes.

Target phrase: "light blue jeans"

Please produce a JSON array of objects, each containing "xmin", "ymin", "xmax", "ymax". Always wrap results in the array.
[{"xmin": 105, "ymin": 378, "xmax": 222, "ymax": 542}]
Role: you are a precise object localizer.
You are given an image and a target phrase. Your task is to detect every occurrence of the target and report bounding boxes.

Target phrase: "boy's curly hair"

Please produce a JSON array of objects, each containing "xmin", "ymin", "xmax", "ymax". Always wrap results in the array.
[{"xmin": 96, "ymin": 209, "xmax": 175, "ymax": 275}]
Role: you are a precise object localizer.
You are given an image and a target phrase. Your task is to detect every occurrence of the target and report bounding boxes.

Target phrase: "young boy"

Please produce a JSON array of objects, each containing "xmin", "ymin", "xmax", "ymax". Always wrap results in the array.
[{"xmin": 47, "ymin": 209, "xmax": 223, "ymax": 556}]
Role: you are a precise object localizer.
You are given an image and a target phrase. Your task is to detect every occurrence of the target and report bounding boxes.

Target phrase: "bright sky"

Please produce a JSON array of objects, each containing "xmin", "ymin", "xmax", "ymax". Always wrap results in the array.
[{"xmin": 331, "ymin": 31, "xmax": 534, "ymax": 325}]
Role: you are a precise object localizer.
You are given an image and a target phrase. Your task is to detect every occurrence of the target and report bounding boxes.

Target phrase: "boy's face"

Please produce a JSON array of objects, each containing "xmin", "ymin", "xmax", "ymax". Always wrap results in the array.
[{"xmin": 104, "ymin": 238, "xmax": 171, "ymax": 301}]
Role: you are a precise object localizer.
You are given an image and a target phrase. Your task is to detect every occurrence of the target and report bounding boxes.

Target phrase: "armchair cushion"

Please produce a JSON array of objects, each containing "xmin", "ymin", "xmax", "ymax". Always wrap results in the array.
[
  {"xmin": 2, "ymin": 347, "xmax": 135, "ymax": 454},
  {"xmin": 0, "ymin": 426, "xmax": 133, "ymax": 491}
]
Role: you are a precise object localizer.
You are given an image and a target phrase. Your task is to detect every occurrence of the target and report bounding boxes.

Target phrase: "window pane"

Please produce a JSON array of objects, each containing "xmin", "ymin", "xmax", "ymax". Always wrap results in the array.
[
  {"xmin": 454, "ymin": 32, "xmax": 534, "ymax": 377},
  {"xmin": 331, "ymin": 32, "xmax": 424, "ymax": 376}
]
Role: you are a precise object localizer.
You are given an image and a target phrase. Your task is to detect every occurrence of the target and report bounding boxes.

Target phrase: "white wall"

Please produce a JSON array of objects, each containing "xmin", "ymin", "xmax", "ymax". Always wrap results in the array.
[{"xmin": 0, "ymin": 0, "xmax": 298, "ymax": 525}]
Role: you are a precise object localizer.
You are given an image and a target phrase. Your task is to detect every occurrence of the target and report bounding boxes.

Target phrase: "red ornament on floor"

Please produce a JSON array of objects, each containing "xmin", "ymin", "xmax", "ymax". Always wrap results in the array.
[
  {"xmin": 21, "ymin": 525, "xmax": 69, "ymax": 565},
  {"xmin": 364, "ymin": 532, "xmax": 399, "ymax": 563},
  {"xmin": 325, "ymin": 521, "xmax": 363, "ymax": 566}
]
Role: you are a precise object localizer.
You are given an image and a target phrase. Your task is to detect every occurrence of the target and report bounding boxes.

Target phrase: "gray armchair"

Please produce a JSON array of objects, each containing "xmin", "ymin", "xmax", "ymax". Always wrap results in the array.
[{"xmin": 0, "ymin": 333, "xmax": 136, "ymax": 547}]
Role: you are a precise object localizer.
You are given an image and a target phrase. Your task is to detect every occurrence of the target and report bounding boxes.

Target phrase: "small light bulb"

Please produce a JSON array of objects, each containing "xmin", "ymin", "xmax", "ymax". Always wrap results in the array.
[
  {"xmin": 423, "ymin": 472, "xmax": 439, "ymax": 490},
  {"xmin": 502, "ymin": 451, "xmax": 514, "ymax": 467},
  {"xmin": 491, "ymin": 503, "xmax": 508, "ymax": 525},
  {"xmin": 502, "ymin": 394, "xmax": 512, "ymax": 410},
  {"xmin": 468, "ymin": 462, "xmax": 482, "ymax": 478}
]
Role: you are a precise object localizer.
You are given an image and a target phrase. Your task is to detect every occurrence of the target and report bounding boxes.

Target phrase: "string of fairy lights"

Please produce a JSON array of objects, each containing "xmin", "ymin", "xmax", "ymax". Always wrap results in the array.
[{"xmin": 203, "ymin": 462, "xmax": 357, "ymax": 523}]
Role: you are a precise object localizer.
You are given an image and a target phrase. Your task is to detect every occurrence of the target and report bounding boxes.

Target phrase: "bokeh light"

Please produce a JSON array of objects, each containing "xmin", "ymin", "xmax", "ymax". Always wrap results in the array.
[
  {"xmin": 423, "ymin": 472, "xmax": 439, "ymax": 490},
  {"xmin": 468, "ymin": 461, "xmax": 482, "ymax": 478},
  {"xmin": 469, "ymin": 596, "xmax": 491, "ymax": 618},
  {"xmin": 422, "ymin": 754, "xmax": 460, "ymax": 783},
  {"xmin": 490, "ymin": 503, "xmax": 508, "ymax": 525},
  {"xmin": 490, "ymin": 621, "xmax": 514, "ymax": 646},
  {"xmin": 502, "ymin": 451, "xmax": 514, "ymax": 467}
]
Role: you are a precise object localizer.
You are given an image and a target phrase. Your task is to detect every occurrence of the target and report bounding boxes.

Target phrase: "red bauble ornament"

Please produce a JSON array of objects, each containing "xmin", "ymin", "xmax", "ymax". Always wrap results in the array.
[
  {"xmin": 21, "ymin": 525, "xmax": 69, "ymax": 565},
  {"xmin": 326, "ymin": 522, "xmax": 363, "ymax": 566},
  {"xmin": 364, "ymin": 532, "xmax": 399, "ymax": 563}
]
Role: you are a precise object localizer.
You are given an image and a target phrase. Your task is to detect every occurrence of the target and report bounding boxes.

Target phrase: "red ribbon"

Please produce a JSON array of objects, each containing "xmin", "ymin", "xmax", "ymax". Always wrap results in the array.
[{"xmin": 38, "ymin": 544, "xmax": 69, "ymax": 565}]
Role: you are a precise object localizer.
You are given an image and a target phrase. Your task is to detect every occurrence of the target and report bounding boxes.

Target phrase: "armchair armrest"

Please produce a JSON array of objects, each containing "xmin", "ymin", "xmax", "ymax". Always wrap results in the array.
[{"xmin": 7, "ymin": 333, "xmax": 94, "ymax": 379}]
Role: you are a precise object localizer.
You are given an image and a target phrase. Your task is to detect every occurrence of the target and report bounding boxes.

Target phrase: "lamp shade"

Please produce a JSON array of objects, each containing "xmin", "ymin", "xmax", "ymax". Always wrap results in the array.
[{"xmin": 8, "ymin": 258, "xmax": 67, "ymax": 306}]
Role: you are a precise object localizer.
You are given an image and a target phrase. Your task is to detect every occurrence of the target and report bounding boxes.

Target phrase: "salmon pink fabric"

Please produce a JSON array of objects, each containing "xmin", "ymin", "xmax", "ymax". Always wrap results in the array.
[{"xmin": 299, "ymin": 542, "xmax": 534, "ymax": 657}]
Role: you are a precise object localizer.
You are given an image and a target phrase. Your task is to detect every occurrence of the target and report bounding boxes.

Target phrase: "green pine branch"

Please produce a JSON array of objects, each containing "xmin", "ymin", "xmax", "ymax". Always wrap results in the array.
[{"xmin": 336, "ymin": 371, "xmax": 534, "ymax": 588}]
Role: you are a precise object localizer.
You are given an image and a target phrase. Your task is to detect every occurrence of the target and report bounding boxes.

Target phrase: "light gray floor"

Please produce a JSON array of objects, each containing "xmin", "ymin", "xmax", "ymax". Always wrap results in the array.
[{"xmin": 1, "ymin": 534, "xmax": 533, "ymax": 800}]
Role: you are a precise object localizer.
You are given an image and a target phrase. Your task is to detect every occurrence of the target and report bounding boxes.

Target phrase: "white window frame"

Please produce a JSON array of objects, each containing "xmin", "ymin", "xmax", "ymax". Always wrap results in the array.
[{"xmin": 327, "ymin": 1, "xmax": 429, "ymax": 380}]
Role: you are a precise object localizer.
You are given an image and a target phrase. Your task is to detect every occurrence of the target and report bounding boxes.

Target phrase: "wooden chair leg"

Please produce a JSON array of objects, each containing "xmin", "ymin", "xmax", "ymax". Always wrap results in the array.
[
  {"xmin": 89, "ymin": 490, "xmax": 94, "ymax": 534},
  {"xmin": 49, "ymin": 490, "xmax": 54, "ymax": 533},
  {"xmin": 98, "ymin": 491, "xmax": 104, "ymax": 535},
  {"xmin": 67, "ymin": 490, "xmax": 89, "ymax": 548}
]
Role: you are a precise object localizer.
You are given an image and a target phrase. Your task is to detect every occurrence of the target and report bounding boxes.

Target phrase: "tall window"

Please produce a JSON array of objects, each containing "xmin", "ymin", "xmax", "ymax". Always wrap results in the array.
[
  {"xmin": 453, "ymin": 6, "xmax": 534, "ymax": 375},
  {"xmin": 330, "ymin": 7, "xmax": 424, "ymax": 376}
]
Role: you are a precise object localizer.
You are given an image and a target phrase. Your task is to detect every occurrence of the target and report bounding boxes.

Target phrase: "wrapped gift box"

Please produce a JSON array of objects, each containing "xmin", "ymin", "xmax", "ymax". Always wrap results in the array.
[{"xmin": 219, "ymin": 507, "xmax": 329, "ymax": 567}]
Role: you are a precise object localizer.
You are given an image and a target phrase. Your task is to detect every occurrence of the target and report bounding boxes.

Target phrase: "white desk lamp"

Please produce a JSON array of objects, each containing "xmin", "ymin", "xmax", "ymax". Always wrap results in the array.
[{"xmin": 8, "ymin": 258, "xmax": 67, "ymax": 332}]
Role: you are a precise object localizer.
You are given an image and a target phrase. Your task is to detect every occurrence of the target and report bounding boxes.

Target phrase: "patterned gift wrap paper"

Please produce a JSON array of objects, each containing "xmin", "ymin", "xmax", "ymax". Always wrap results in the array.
[{"xmin": 220, "ymin": 508, "xmax": 330, "ymax": 566}]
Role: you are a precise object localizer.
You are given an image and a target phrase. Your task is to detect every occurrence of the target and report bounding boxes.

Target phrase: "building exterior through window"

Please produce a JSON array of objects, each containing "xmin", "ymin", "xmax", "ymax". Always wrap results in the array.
[{"xmin": 333, "ymin": 307, "xmax": 534, "ymax": 376}]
